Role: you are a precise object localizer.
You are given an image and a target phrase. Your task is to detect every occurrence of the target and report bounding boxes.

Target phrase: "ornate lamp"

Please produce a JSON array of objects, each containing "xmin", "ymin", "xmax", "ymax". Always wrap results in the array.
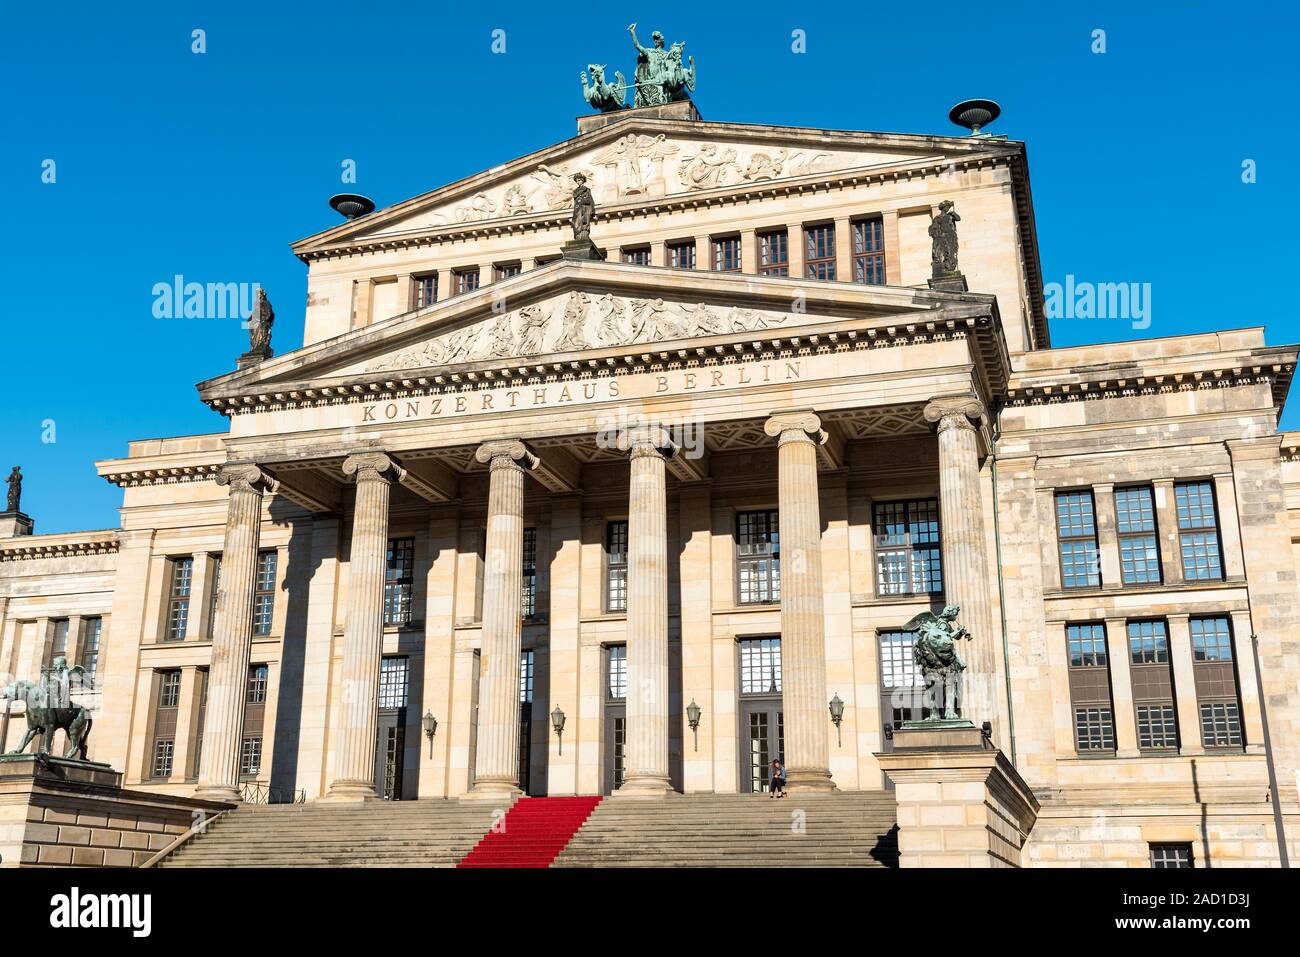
[
  {"xmin": 828, "ymin": 693, "xmax": 845, "ymax": 747},
  {"xmin": 422, "ymin": 711, "xmax": 438, "ymax": 758},
  {"xmin": 328, "ymin": 193, "xmax": 376, "ymax": 220},
  {"xmin": 686, "ymin": 699, "xmax": 702, "ymax": 752},
  {"xmin": 551, "ymin": 705, "xmax": 567, "ymax": 755},
  {"xmin": 948, "ymin": 98, "xmax": 1001, "ymax": 136}
]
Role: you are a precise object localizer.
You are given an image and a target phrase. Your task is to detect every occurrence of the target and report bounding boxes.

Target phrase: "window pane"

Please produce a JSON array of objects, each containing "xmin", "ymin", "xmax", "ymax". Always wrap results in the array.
[
  {"xmin": 737, "ymin": 510, "xmax": 780, "ymax": 604},
  {"xmin": 1199, "ymin": 701, "xmax": 1242, "ymax": 748},
  {"xmin": 246, "ymin": 664, "xmax": 268, "ymax": 704},
  {"xmin": 379, "ymin": 657, "xmax": 409, "ymax": 709},
  {"xmin": 1067, "ymin": 623, "xmax": 1108, "ymax": 667},
  {"xmin": 1073, "ymin": 707, "xmax": 1115, "ymax": 751},
  {"xmin": 873, "ymin": 499, "xmax": 943, "ymax": 595},
  {"xmin": 1128, "ymin": 620, "xmax": 1169, "ymax": 664},
  {"xmin": 521, "ymin": 528, "xmax": 537, "ymax": 617},
  {"xmin": 607, "ymin": 645, "xmax": 627, "ymax": 699},
  {"xmin": 253, "ymin": 550, "xmax": 277, "ymax": 636},
  {"xmin": 606, "ymin": 520, "xmax": 629, "ymax": 612},
  {"xmin": 384, "ymin": 538, "xmax": 415, "ymax": 626},
  {"xmin": 739, "ymin": 638, "xmax": 781, "ymax": 694}
]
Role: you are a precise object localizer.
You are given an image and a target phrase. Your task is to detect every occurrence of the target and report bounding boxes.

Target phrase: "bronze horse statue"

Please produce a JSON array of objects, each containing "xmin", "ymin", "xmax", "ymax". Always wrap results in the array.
[{"xmin": 3, "ymin": 657, "xmax": 94, "ymax": 759}]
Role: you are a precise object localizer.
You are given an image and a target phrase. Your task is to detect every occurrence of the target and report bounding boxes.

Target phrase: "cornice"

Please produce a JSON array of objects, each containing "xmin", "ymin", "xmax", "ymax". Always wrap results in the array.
[
  {"xmin": 0, "ymin": 531, "xmax": 120, "ymax": 563},
  {"xmin": 1005, "ymin": 359, "xmax": 1294, "ymax": 412},
  {"xmin": 99, "ymin": 463, "xmax": 224, "ymax": 488}
]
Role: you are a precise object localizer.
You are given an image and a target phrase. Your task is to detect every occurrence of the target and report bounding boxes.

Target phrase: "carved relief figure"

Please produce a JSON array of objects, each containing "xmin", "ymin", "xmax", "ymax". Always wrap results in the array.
[
  {"xmin": 688, "ymin": 303, "xmax": 728, "ymax": 336},
  {"xmin": 531, "ymin": 164, "xmax": 589, "ymax": 210},
  {"xmin": 631, "ymin": 297, "xmax": 688, "ymax": 340},
  {"xmin": 516, "ymin": 304, "xmax": 550, "ymax": 356},
  {"xmin": 741, "ymin": 149, "xmax": 787, "ymax": 182},
  {"xmin": 481, "ymin": 312, "xmax": 516, "ymax": 359},
  {"xmin": 455, "ymin": 193, "xmax": 497, "ymax": 222},
  {"xmin": 554, "ymin": 292, "xmax": 591, "ymax": 351},
  {"xmin": 678, "ymin": 143, "xmax": 738, "ymax": 190},
  {"xmin": 502, "ymin": 184, "xmax": 532, "ymax": 216},
  {"xmin": 593, "ymin": 294, "xmax": 627, "ymax": 345}
]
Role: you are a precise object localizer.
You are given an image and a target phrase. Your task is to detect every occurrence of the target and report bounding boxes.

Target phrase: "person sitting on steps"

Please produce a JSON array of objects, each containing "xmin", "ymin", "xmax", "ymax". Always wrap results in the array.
[{"xmin": 769, "ymin": 759, "xmax": 787, "ymax": 798}]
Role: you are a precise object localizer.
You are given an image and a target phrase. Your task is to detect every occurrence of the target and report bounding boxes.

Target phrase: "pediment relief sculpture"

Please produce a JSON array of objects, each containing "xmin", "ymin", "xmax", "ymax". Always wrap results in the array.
[{"xmin": 362, "ymin": 292, "xmax": 794, "ymax": 374}]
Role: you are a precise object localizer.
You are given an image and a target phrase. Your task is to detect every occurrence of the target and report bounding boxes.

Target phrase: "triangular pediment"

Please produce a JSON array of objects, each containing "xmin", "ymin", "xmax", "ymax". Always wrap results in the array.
[{"xmin": 292, "ymin": 116, "xmax": 1021, "ymax": 255}]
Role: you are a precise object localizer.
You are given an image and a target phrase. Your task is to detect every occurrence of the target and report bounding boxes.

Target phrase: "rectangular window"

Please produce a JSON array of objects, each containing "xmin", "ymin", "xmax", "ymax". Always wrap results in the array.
[
  {"xmin": 521, "ymin": 527, "xmax": 538, "ymax": 618},
  {"xmin": 852, "ymin": 218, "xmax": 886, "ymax": 285},
  {"xmin": 379, "ymin": 656, "xmax": 409, "ymax": 709},
  {"xmin": 246, "ymin": 664, "xmax": 268, "ymax": 704},
  {"xmin": 607, "ymin": 645, "xmax": 627, "ymax": 700},
  {"xmin": 622, "ymin": 246, "xmax": 651, "ymax": 266},
  {"xmin": 1150, "ymin": 843, "xmax": 1193, "ymax": 869},
  {"xmin": 453, "ymin": 268, "xmax": 480, "ymax": 295},
  {"xmin": 519, "ymin": 650, "xmax": 534, "ymax": 704},
  {"xmin": 239, "ymin": 737, "xmax": 262, "ymax": 777},
  {"xmin": 192, "ymin": 668, "xmax": 208, "ymax": 775},
  {"xmin": 1175, "ymin": 481, "xmax": 1223, "ymax": 581},
  {"xmin": 1066, "ymin": 623, "xmax": 1115, "ymax": 752},
  {"xmin": 1190, "ymin": 616, "xmax": 1243, "ymax": 748},
  {"xmin": 605, "ymin": 520, "xmax": 629, "ymax": 612},
  {"xmin": 758, "ymin": 230, "xmax": 789, "ymax": 276},
  {"xmin": 207, "ymin": 555, "xmax": 222, "ymax": 638},
  {"xmin": 152, "ymin": 740, "xmax": 175, "ymax": 779},
  {"xmin": 51, "ymin": 619, "xmax": 69, "ymax": 660},
  {"xmin": 667, "ymin": 240, "xmax": 696, "ymax": 270},
  {"xmin": 151, "ymin": 670, "xmax": 181, "ymax": 778},
  {"xmin": 736, "ymin": 509, "xmax": 780, "ymax": 604},
  {"xmin": 1127, "ymin": 620, "xmax": 1178, "ymax": 751},
  {"xmin": 383, "ymin": 537, "xmax": 415, "ymax": 626},
  {"xmin": 879, "ymin": 630, "xmax": 928, "ymax": 726},
  {"xmin": 1055, "ymin": 491, "xmax": 1101, "ymax": 588},
  {"xmin": 241, "ymin": 664, "xmax": 267, "ymax": 779},
  {"xmin": 80, "ymin": 617, "xmax": 102, "ymax": 682},
  {"xmin": 1115, "ymin": 487, "xmax": 1162, "ymax": 584},
  {"xmin": 252, "ymin": 550, "xmax": 276, "ymax": 637},
  {"xmin": 494, "ymin": 262, "xmax": 521, "ymax": 281},
  {"xmin": 804, "ymin": 224, "xmax": 836, "ymax": 280},
  {"xmin": 739, "ymin": 638, "xmax": 782, "ymax": 695},
  {"xmin": 414, "ymin": 274, "xmax": 438, "ymax": 308},
  {"xmin": 166, "ymin": 557, "xmax": 194, "ymax": 641},
  {"xmin": 712, "ymin": 236, "xmax": 741, "ymax": 272},
  {"xmin": 873, "ymin": 499, "xmax": 942, "ymax": 596}
]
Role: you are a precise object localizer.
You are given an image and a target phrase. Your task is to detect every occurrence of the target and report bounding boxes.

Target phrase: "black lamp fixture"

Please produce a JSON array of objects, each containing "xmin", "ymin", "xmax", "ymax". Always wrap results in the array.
[
  {"xmin": 981, "ymin": 720, "xmax": 993, "ymax": 740},
  {"xmin": 686, "ymin": 699, "xmax": 702, "ymax": 752},
  {"xmin": 551, "ymin": 705, "xmax": 567, "ymax": 755},
  {"xmin": 883, "ymin": 722, "xmax": 894, "ymax": 742},
  {"xmin": 328, "ymin": 193, "xmax": 376, "ymax": 220},
  {"xmin": 948, "ymin": 98, "xmax": 1001, "ymax": 136},
  {"xmin": 422, "ymin": 711, "xmax": 438, "ymax": 758},
  {"xmin": 828, "ymin": 693, "xmax": 845, "ymax": 747}
]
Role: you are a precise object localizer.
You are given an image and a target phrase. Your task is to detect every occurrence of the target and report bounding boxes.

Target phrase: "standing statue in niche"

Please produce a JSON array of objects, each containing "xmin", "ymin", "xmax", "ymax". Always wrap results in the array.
[
  {"xmin": 570, "ymin": 173, "xmax": 595, "ymax": 241},
  {"xmin": 5, "ymin": 466, "xmax": 20, "ymax": 513},
  {"xmin": 929, "ymin": 200, "xmax": 961, "ymax": 279}
]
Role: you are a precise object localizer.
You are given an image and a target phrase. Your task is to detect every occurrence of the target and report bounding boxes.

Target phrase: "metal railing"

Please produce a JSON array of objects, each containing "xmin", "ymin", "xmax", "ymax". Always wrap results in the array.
[{"xmin": 240, "ymin": 781, "xmax": 306, "ymax": 805}]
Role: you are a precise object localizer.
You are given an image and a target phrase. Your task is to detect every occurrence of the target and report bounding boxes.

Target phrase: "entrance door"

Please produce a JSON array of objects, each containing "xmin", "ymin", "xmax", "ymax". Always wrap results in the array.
[
  {"xmin": 602, "ymin": 645, "xmax": 627, "ymax": 795},
  {"xmin": 737, "ymin": 637, "xmax": 783, "ymax": 793},
  {"xmin": 375, "ymin": 710, "xmax": 405, "ymax": 800}
]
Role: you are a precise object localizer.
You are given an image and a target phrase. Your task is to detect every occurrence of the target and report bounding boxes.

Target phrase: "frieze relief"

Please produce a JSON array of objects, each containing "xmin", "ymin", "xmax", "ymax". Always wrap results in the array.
[{"xmin": 361, "ymin": 291, "xmax": 794, "ymax": 374}]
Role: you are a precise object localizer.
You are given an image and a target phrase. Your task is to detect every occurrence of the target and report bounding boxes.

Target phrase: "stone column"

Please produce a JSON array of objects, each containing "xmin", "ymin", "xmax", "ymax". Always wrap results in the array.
[
  {"xmin": 324, "ymin": 452, "xmax": 404, "ymax": 801},
  {"xmin": 613, "ymin": 426, "xmax": 677, "ymax": 797},
  {"xmin": 764, "ymin": 411, "xmax": 834, "ymax": 791},
  {"xmin": 196, "ymin": 464, "xmax": 275, "ymax": 801},
  {"xmin": 465, "ymin": 440, "xmax": 538, "ymax": 800},
  {"xmin": 923, "ymin": 395, "xmax": 1005, "ymax": 742}
]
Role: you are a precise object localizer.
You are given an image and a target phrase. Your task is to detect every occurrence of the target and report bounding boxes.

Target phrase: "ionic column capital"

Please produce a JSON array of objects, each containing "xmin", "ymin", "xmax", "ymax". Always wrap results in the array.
[
  {"xmin": 923, "ymin": 394, "xmax": 985, "ymax": 435},
  {"xmin": 342, "ymin": 452, "xmax": 406, "ymax": 485},
  {"xmin": 474, "ymin": 439, "xmax": 540, "ymax": 474},
  {"xmin": 764, "ymin": 410, "xmax": 827, "ymax": 447},
  {"xmin": 616, "ymin": 425, "xmax": 679, "ymax": 460},
  {"xmin": 215, "ymin": 463, "xmax": 277, "ymax": 496}
]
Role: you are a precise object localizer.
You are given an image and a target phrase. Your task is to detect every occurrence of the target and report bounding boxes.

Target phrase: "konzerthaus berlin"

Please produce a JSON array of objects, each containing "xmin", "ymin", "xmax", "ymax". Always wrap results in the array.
[{"xmin": 3, "ymin": 95, "xmax": 1299, "ymax": 868}]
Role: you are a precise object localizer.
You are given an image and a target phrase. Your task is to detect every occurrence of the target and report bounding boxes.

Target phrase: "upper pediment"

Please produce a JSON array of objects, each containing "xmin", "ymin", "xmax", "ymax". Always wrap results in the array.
[{"xmin": 292, "ymin": 115, "xmax": 1022, "ymax": 257}]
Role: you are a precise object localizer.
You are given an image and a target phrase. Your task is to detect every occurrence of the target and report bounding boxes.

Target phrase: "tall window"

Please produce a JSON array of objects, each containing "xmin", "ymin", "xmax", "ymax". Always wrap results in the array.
[
  {"xmin": 712, "ymin": 236, "xmax": 741, "ymax": 272},
  {"xmin": 241, "ymin": 664, "xmax": 268, "ymax": 778},
  {"xmin": 1150, "ymin": 844, "xmax": 1193, "ymax": 869},
  {"xmin": 80, "ymin": 617, "xmax": 102, "ymax": 682},
  {"xmin": 1190, "ymin": 616, "xmax": 1243, "ymax": 748},
  {"xmin": 622, "ymin": 246, "xmax": 651, "ymax": 266},
  {"xmin": 1115, "ymin": 486, "xmax": 1161, "ymax": 584},
  {"xmin": 453, "ymin": 268, "xmax": 480, "ymax": 295},
  {"xmin": 192, "ymin": 668, "xmax": 208, "ymax": 776},
  {"xmin": 668, "ymin": 240, "xmax": 696, "ymax": 269},
  {"xmin": 1066, "ymin": 623, "xmax": 1115, "ymax": 752},
  {"xmin": 166, "ymin": 557, "xmax": 194, "ymax": 641},
  {"xmin": 879, "ymin": 630, "xmax": 928, "ymax": 726},
  {"xmin": 207, "ymin": 555, "xmax": 222, "ymax": 638},
  {"xmin": 1128, "ymin": 620, "xmax": 1178, "ymax": 750},
  {"xmin": 605, "ymin": 520, "xmax": 629, "ymax": 612},
  {"xmin": 246, "ymin": 664, "xmax": 268, "ymax": 704},
  {"xmin": 607, "ymin": 645, "xmax": 627, "ymax": 700},
  {"xmin": 737, "ymin": 509, "xmax": 780, "ymax": 604},
  {"xmin": 521, "ymin": 527, "xmax": 538, "ymax": 618},
  {"xmin": 51, "ymin": 619, "xmax": 69, "ymax": 661},
  {"xmin": 804, "ymin": 224, "xmax": 836, "ymax": 280},
  {"xmin": 151, "ymin": 670, "xmax": 181, "ymax": 778},
  {"xmin": 739, "ymin": 638, "xmax": 782, "ymax": 695},
  {"xmin": 494, "ymin": 262, "xmax": 521, "ymax": 281},
  {"xmin": 379, "ymin": 656, "xmax": 409, "ymax": 709},
  {"xmin": 758, "ymin": 230, "xmax": 789, "ymax": 276},
  {"xmin": 852, "ymin": 218, "xmax": 885, "ymax": 285},
  {"xmin": 384, "ymin": 537, "xmax": 415, "ymax": 626},
  {"xmin": 519, "ymin": 650, "xmax": 535, "ymax": 793},
  {"xmin": 414, "ymin": 274, "xmax": 438, "ymax": 308},
  {"xmin": 873, "ymin": 499, "xmax": 942, "ymax": 596},
  {"xmin": 1055, "ymin": 491, "xmax": 1101, "ymax": 588},
  {"xmin": 519, "ymin": 650, "xmax": 534, "ymax": 704},
  {"xmin": 252, "ymin": 550, "xmax": 277, "ymax": 636},
  {"xmin": 1175, "ymin": 482, "xmax": 1223, "ymax": 581}
]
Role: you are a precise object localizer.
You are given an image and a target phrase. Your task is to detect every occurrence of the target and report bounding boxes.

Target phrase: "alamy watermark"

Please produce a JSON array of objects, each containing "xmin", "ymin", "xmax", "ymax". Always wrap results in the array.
[
  {"xmin": 152, "ymin": 275, "xmax": 261, "ymax": 322},
  {"xmin": 1044, "ymin": 275, "xmax": 1151, "ymax": 330}
]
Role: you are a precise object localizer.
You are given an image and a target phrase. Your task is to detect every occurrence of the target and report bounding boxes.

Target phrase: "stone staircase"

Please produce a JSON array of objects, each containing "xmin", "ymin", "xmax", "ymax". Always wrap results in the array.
[
  {"xmin": 157, "ymin": 799, "xmax": 509, "ymax": 868},
  {"xmin": 554, "ymin": 791, "xmax": 899, "ymax": 867},
  {"xmin": 459, "ymin": 796, "xmax": 604, "ymax": 867}
]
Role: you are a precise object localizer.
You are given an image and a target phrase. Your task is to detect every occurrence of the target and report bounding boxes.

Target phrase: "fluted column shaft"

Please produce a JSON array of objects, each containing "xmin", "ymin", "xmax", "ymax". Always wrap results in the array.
[
  {"xmin": 614, "ymin": 426, "xmax": 676, "ymax": 796},
  {"xmin": 467, "ymin": 440, "xmax": 538, "ymax": 799},
  {"xmin": 196, "ymin": 464, "xmax": 274, "ymax": 801},
  {"xmin": 765, "ymin": 412, "xmax": 834, "ymax": 791},
  {"xmin": 326, "ymin": 452, "xmax": 403, "ymax": 801},
  {"xmin": 925, "ymin": 395, "xmax": 1003, "ymax": 741}
]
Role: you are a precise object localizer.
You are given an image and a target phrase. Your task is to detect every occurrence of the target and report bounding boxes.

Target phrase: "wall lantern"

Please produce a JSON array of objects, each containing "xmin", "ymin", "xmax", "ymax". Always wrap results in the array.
[
  {"xmin": 422, "ymin": 711, "xmax": 438, "ymax": 758},
  {"xmin": 551, "ymin": 705, "xmax": 567, "ymax": 755},
  {"xmin": 828, "ymin": 693, "xmax": 845, "ymax": 747},
  {"xmin": 686, "ymin": 699, "xmax": 702, "ymax": 752}
]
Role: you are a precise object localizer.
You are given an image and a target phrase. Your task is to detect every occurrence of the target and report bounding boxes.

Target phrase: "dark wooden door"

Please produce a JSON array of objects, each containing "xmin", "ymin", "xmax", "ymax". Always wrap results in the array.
[
  {"xmin": 738, "ymin": 697, "xmax": 783, "ymax": 793},
  {"xmin": 375, "ymin": 709, "xmax": 405, "ymax": 800},
  {"xmin": 602, "ymin": 702, "xmax": 626, "ymax": 795}
]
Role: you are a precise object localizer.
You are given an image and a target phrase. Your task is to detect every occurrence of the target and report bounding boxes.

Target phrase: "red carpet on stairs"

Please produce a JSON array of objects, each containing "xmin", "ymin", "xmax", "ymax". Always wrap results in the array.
[{"xmin": 457, "ymin": 797, "xmax": 603, "ymax": 868}]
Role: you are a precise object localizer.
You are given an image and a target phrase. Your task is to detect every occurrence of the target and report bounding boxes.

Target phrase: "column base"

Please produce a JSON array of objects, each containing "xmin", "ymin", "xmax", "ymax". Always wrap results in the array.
[
  {"xmin": 610, "ymin": 774, "xmax": 675, "ymax": 798},
  {"xmin": 193, "ymin": 784, "xmax": 242, "ymax": 803},
  {"xmin": 459, "ymin": 780, "xmax": 523, "ymax": 803},
  {"xmin": 785, "ymin": 769, "xmax": 835, "ymax": 793},
  {"xmin": 320, "ymin": 780, "xmax": 380, "ymax": 803}
]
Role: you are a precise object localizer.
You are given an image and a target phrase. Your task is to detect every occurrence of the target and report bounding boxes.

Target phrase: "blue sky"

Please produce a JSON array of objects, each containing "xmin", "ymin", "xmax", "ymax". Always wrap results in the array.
[{"xmin": 2, "ymin": 1, "xmax": 1296, "ymax": 533}]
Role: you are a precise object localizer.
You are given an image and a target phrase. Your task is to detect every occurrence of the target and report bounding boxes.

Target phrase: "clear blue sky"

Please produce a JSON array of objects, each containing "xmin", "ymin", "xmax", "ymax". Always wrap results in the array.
[{"xmin": 2, "ymin": 1, "xmax": 1296, "ymax": 533}]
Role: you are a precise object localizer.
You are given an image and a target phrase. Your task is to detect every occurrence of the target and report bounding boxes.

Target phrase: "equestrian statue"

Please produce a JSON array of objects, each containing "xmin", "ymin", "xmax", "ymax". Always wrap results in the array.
[{"xmin": 2, "ymin": 656, "xmax": 95, "ymax": 760}]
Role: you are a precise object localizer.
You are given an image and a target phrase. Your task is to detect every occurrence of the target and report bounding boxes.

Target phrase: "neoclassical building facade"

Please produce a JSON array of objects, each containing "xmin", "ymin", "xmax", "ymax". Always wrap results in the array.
[{"xmin": 3, "ymin": 100, "xmax": 1298, "ymax": 866}]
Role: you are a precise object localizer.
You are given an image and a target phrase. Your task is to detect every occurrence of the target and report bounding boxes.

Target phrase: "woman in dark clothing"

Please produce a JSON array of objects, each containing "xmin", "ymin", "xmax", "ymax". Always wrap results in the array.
[{"xmin": 769, "ymin": 759, "xmax": 787, "ymax": 798}]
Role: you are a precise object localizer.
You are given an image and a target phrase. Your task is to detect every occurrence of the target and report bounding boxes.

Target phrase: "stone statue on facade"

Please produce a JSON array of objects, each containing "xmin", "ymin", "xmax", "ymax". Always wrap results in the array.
[
  {"xmin": 2, "ymin": 657, "xmax": 95, "ymax": 760},
  {"xmin": 570, "ymin": 173, "xmax": 595, "ymax": 241},
  {"xmin": 5, "ymin": 465, "xmax": 20, "ymax": 513},
  {"xmin": 581, "ymin": 64, "xmax": 628, "ymax": 112},
  {"xmin": 238, "ymin": 288, "xmax": 275, "ymax": 368},
  {"xmin": 627, "ymin": 23, "xmax": 695, "ymax": 107},
  {"xmin": 929, "ymin": 200, "xmax": 961, "ymax": 279},
  {"xmin": 902, "ymin": 604, "xmax": 971, "ymax": 721}
]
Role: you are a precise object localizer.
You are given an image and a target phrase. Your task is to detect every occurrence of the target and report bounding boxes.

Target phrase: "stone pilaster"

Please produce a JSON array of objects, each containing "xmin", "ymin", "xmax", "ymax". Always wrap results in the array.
[
  {"xmin": 195, "ymin": 464, "xmax": 275, "ymax": 801},
  {"xmin": 923, "ymin": 395, "xmax": 1005, "ymax": 742},
  {"xmin": 612, "ymin": 425, "xmax": 677, "ymax": 797},
  {"xmin": 464, "ymin": 440, "xmax": 538, "ymax": 800},
  {"xmin": 764, "ymin": 411, "xmax": 834, "ymax": 791},
  {"xmin": 324, "ymin": 452, "xmax": 404, "ymax": 801}
]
